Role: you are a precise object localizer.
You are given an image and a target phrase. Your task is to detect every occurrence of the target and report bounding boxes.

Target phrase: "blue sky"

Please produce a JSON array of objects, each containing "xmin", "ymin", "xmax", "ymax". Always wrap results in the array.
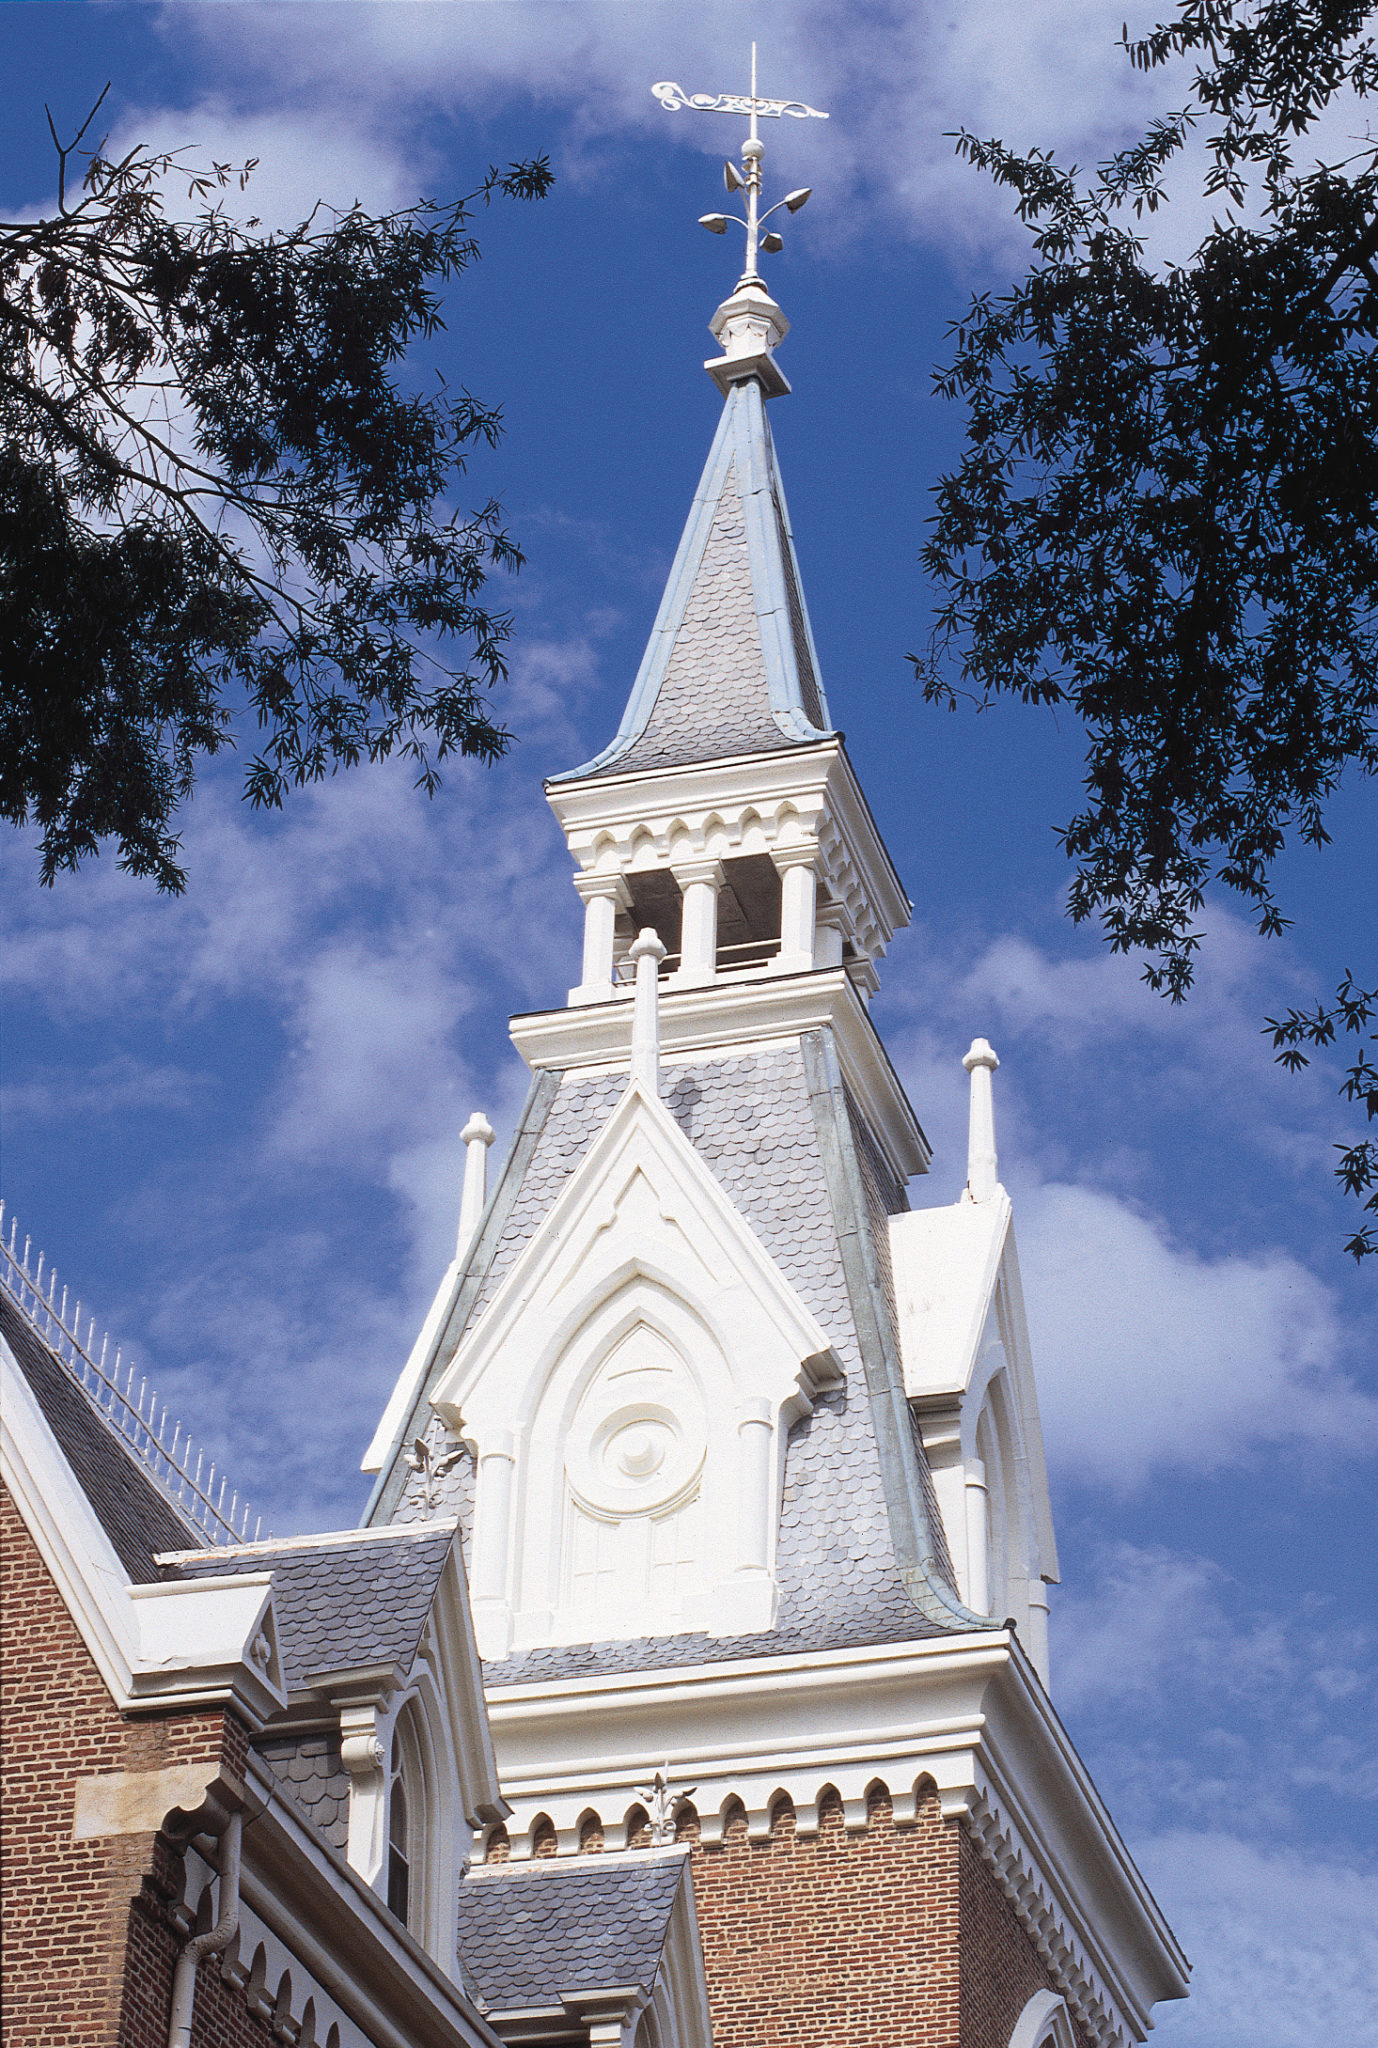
[{"xmin": 2, "ymin": 6, "xmax": 1376, "ymax": 2042}]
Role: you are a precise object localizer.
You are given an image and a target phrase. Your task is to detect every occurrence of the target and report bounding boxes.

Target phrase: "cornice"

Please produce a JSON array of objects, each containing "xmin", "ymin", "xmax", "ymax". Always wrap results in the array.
[
  {"xmin": 546, "ymin": 741, "xmax": 909, "ymax": 954},
  {"xmin": 509, "ymin": 968, "xmax": 930, "ymax": 1181},
  {"xmin": 482, "ymin": 1631, "xmax": 1187, "ymax": 2048}
]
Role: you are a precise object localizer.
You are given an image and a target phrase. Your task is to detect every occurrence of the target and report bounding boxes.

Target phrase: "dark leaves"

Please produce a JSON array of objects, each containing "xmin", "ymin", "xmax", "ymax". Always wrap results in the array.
[
  {"xmin": 0, "ymin": 106, "xmax": 553, "ymax": 889},
  {"xmin": 923, "ymin": 0, "xmax": 1377, "ymax": 1255}
]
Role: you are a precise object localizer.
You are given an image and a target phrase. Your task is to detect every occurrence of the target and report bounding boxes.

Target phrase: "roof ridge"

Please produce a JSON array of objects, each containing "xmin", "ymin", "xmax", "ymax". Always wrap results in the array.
[
  {"xmin": 156, "ymin": 1518, "xmax": 458, "ymax": 1565},
  {"xmin": 0, "ymin": 1201, "xmax": 259, "ymax": 1549}
]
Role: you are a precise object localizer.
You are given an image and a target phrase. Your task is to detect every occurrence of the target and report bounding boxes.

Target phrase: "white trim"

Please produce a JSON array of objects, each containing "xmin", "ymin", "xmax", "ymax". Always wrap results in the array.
[
  {"xmin": 425, "ymin": 1546, "xmax": 510, "ymax": 1829},
  {"xmin": 155, "ymin": 1519, "xmax": 458, "ymax": 1565},
  {"xmin": 1, "ymin": 1336, "xmax": 285, "ymax": 1723},
  {"xmin": 890, "ymin": 1196, "xmax": 1060, "ymax": 1679},
  {"xmin": 1009, "ymin": 1989, "xmax": 1077, "ymax": 2048},
  {"xmin": 363, "ymin": 1260, "xmax": 465, "ymax": 1472},
  {"xmin": 546, "ymin": 741, "xmax": 909, "ymax": 955},
  {"xmin": 196, "ymin": 1752, "xmax": 504, "ymax": 2048},
  {"xmin": 432, "ymin": 1076, "xmax": 838, "ymax": 1658}
]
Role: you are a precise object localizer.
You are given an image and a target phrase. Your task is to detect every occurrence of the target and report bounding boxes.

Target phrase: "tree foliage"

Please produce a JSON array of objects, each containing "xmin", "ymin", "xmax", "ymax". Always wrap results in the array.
[
  {"xmin": 919, "ymin": 0, "xmax": 1378, "ymax": 1258},
  {"xmin": 0, "ymin": 89, "xmax": 552, "ymax": 891}
]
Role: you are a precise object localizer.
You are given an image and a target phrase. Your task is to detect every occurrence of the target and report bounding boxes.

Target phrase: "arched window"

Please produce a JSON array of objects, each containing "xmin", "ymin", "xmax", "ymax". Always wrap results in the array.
[
  {"xmin": 1008, "ymin": 1990, "xmax": 1076, "ymax": 2048},
  {"xmin": 387, "ymin": 1760, "xmax": 411, "ymax": 1927}
]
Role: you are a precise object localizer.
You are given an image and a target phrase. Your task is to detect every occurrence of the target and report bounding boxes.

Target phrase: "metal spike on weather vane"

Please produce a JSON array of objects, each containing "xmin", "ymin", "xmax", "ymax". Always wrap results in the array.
[{"xmin": 652, "ymin": 43, "xmax": 827, "ymax": 287}]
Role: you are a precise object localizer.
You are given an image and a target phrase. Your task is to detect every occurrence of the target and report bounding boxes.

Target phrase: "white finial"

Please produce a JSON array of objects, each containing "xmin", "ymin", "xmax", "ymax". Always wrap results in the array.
[
  {"xmin": 630, "ymin": 928, "xmax": 668, "ymax": 1093},
  {"xmin": 458, "ymin": 1112, "xmax": 496, "ymax": 1255},
  {"xmin": 962, "ymin": 1038, "xmax": 1001, "ymax": 1203}
]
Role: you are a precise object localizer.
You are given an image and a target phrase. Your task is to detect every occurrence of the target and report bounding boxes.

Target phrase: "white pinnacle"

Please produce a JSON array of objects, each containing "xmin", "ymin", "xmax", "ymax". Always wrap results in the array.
[
  {"xmin": 457, "ymin": 1112, "xmax": 496, "ymax": 1256},
  {"xmin": 962, "ymin": 1038, "xmax": 1000, "ymax": 1204},
  {"xmin": 630, "ymin": 928, "xmax": 668, "ymax": 1094}
]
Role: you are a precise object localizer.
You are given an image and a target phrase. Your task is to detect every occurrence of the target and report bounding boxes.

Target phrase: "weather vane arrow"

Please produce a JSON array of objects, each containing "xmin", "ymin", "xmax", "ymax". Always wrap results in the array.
[{"xmin": 651, "ymin": 44, "xmax": 827, "ymax": 288}]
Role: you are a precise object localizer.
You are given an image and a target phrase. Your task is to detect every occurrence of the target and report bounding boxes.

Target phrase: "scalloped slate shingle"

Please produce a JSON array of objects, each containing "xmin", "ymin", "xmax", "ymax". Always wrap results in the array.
[
  {"xmin": 458, "ymin": 1854, "xmax": 686, "ymax": 2013},
  {"xmin": 1, "ymin": 1290, "xmax": 200, "ymax": 1580},
  {"xmin": 610, "ymin": 464, "xmax": 788, "ymax": 773},
  {"xmin": 166, "ymin": 1526, "xmax": 456, "ymax": 1690},
  {"xmin": 257, "ymin": 1732, "xmax": 350, "ymax": 1852}
]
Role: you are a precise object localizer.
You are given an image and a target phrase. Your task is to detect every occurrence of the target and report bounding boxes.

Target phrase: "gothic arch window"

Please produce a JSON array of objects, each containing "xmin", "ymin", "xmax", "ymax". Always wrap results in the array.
[
  {"xmin": 1008, "ymin": 1990, "xmax": 1076, "ymax": 2048},
  {"xmin": 385, "ymin": 1698, "xmax": 440, "ymax": 1943},
  {"xmin": 387, "ymin": 1748, "xmax": 414, "ymax": 1927},
  {"xmin": 970, "ymin": 1361, "xmax": 1025, "ymax": 1618}
]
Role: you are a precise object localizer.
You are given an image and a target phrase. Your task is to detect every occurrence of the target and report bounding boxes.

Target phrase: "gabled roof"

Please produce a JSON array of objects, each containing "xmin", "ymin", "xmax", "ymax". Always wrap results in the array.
[
  {"xmin": 890, "ymin": 1190, "xmax": 1060, "ymax": 1588},
  {"xmin": 551, "ymin": 377, "xmax": 834, "ymax": 783},
  {"xmin": 367, "ymin": 1034, "xmax": 994, "ymax": 1677},
  {"xmin": 162, "ymin": 1523, "xmax": 458, "ymax": 1691},
  {"xmin": 0, "ymin": 1288, "xmax": 198, "ymax": 1580},
  {"xmin": 458, "ymin": 1853, "xmax": 687, "ymax": 2013}
]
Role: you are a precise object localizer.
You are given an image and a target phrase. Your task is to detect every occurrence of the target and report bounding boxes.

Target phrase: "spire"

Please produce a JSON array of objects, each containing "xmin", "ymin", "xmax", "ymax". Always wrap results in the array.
[
  {"xmin": 554, "ymin": 379, "xmax": 833, "ymax": 782},
  {"xmin": 457, "ymin": 1112, "xmax": 496, "ymax": 1254},
  {"xmin": 553, "ymin": 55, "xmax": 833, "ymax": 788},
  {"xmin": 629, "ymin": 927, "xmax": 666, "ymax": 1091}
]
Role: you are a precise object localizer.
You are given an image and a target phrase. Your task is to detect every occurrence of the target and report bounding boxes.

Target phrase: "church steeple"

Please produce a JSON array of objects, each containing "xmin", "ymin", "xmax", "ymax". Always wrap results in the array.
[
  {"xmin": 356, "ymin": 89, "xmax": 1189, "ymax": 2048},
  {"xmin": 545, "ymin": 272, "xmax": 911, "ymax": 1034}
]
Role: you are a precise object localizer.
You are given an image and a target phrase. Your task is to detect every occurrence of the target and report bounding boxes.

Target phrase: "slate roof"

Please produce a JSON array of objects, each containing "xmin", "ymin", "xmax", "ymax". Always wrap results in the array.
[
  {"xmin": 377, "ymin": 1036, "xmax": 980, "ymax": 1678},
  {"xmin": 553, "ymin": 377, "xmax": 833, "ymax": 782},
  {"xmin": 257, "ymin": 1731, "xmax": 350, "ymax": 1853},
  {"xmin": 0, "ymin": 1287, "xmax": 200, "ymax": 1580},
  {"xmin": 166, "ymin": 1525, "xmax": 456, "ymax": 1691},
  {"xmin": 458, "ymin": 1854, "xmax": 686, "ymax": 2013}
]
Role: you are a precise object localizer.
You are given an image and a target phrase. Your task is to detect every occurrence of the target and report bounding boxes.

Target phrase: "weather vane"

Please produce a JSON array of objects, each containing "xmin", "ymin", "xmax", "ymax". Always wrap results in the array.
[{"xmin": 652, "ymin": 44, "xmax": 827, "ymax": 285}]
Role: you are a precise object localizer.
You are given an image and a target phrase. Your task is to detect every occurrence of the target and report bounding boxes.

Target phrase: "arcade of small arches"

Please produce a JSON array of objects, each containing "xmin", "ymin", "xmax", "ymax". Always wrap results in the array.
[
  {"xmin": 181, "ymin": 1879, "xmax": 361, "ymax": 2048},
  {"xmin": 483, "ymin": 1772, "xmax": 1117, "ymax": 2048},
  {"xmin": 482, "ymin": 1775, "xmax": 930, "ymax": 1863}
]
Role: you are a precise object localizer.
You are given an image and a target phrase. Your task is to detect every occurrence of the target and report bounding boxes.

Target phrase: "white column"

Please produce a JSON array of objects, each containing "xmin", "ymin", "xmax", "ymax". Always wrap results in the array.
[
  {"xmin": 471, "ymin": 1432, "xmax": 515, "ymax": 1658},
  {"xmin": 962, "ymin": 1037, "xmax": 1000, "ymax": 1203},
  {"xmin": 735, "ymin": 1395, "xmax": 774, "ymax": 1574},
  {"xmin": 964, "ymin": 1458, "xmax": 991, "ymax": 1615},
  {"xmin": 772, "ymin": 846, "xmax": 818, "ymax": 973},
  {"xmin": 671, "ymin": 857, "xmax": 725, "ymax": 986},
  {"xmin": 814, "ymin": 899, "xmax": 846, "ymax": 970},
  {"xmin": 456, "ymin": 1112, "xmax": 495, "ymax": 1256},
  {"xmin": 629, "ymin": 927, "xmax": 667, "ymax": 1093},
  {"xmin": 570, "ymin": 873, "xmax": 631, "ymax": 1006}
]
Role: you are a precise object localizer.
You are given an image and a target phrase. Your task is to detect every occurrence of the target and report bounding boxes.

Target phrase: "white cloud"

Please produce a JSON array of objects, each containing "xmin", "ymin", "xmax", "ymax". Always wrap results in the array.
[
  {"xmin": 108, "ymin": 93, "xmax": 430, "ymax": 229},
  {"xmin": 885, "ymin": 914, "xmax": 1378, "ymax": 1489},
  {"xmin": 1020, "ymin": 1179, "xmax": 1378, "ymax": 1488},
  {"xmin": 1141, "ymin": 1833, "xmax": 1378, "ymax": 2048},
  {"xmin": 1056, "ymin": 1543, "xmax": 1377, "ymax": 1754},
  {"xmin": 154, "ymin": 0, "xmax": 1376, "ymax": 292},
  {"xmin": 0, "ymin": 1054, "xmax": 211, "ymax": 1122},
  {"xmin": 167, "ymin": 0, "xmax": 1176, "ymax": 270}
]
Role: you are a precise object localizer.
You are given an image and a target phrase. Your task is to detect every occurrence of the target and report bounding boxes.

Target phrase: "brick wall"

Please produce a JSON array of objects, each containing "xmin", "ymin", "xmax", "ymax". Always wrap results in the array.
[
  {"xmin": 959, "ymin": 1829, "xmax": 1094, "ymax": 2048},
  {"xmin": 689, "ymin": 1781, "xmax": 1086, "ymax": 2048},
  {"xmin": 0, "ymin": 1487, "xmax": 256, "ymax": 2048}
]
